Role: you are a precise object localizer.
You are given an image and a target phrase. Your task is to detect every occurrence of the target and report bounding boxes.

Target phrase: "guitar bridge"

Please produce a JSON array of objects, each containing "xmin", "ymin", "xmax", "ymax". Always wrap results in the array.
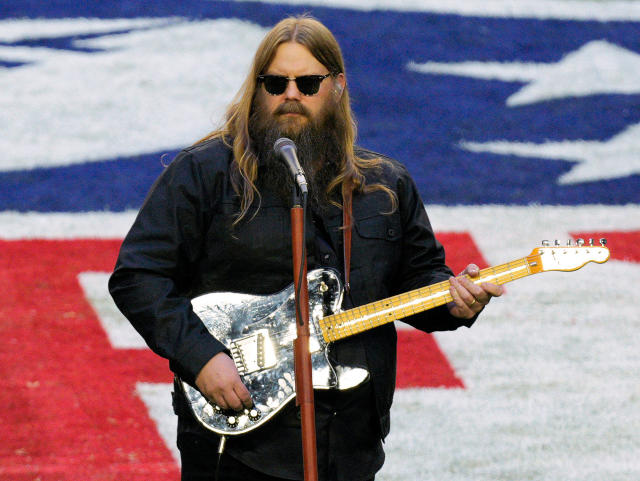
[{"xmin": 230, "ymin": 329, "xmax": 277, "ymax": 375}]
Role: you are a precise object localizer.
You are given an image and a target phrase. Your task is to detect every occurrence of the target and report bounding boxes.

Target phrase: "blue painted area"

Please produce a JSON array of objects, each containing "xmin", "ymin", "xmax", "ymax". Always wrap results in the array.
[
  {"xmin": 0, "ymin": 59, "xmax": 28, "ymax": 68},
  {"xmin": 0, "ymin": 151, "xmax": 174, "ymax": 212},
  {"xmin": 1, "ymin": 1, "xmax": 639, "ymax": 210}
]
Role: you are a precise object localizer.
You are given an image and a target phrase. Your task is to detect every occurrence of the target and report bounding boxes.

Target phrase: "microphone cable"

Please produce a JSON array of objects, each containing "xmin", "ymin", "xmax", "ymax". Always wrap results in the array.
[{"xmin": 295, "ymin": 191, "xmax": 309, "ymax": 327}]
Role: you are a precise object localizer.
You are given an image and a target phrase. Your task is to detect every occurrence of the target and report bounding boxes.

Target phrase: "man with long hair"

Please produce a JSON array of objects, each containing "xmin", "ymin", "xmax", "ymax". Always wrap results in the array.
[{"xmin": 109, "ymin": 15, "xmax": 502, "ymax": 481}]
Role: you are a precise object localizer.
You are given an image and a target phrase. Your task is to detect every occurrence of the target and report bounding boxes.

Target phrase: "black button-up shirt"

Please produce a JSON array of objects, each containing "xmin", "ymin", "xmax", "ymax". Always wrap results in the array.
[{"xmin": 109, "ymin": 138, "xmax": 476, "ymax": 480}]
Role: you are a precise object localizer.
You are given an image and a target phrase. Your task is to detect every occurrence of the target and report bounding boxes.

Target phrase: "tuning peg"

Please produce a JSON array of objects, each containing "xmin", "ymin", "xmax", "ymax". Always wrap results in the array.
[
  {"xmin": 577, "ymin": 238, "xmax": 585, "ymax": 246},
  {"xmin": 542, "ymin": 240, "xmax": 550, "ymax": 247},
  {"xmin": 589, "ymin": 238, "xmax": 594, "ymax": 246},
  {"xmin": 554, "ymin": 240, "xmax": 561, "ymax": 246},
  {"xmin": 600, "ymin": 238, "xmax": 607, "ymax": 246},
  {"xmin": 566, "ymin": 239, "xmax": 573, "ymax": 246}
]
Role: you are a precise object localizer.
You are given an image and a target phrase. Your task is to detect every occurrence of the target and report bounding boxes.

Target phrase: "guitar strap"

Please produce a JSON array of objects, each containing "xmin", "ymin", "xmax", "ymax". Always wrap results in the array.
[{"xmin": 342, "ymin": 182, "xmax": 353, "ymax": 293}]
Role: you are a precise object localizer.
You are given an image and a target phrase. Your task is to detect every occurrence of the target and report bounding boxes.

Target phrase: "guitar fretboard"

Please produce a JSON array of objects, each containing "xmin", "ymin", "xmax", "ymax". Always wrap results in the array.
[{"xmin": 318, "ymin": 255, "xmax": 538, "ymax": 343}]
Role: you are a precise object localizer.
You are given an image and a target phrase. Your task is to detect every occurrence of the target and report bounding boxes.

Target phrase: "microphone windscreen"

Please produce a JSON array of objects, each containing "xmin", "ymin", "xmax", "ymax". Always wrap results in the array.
[{"xmin": 274, "ymin": 137, "xmax": 296, "ymax": 154}]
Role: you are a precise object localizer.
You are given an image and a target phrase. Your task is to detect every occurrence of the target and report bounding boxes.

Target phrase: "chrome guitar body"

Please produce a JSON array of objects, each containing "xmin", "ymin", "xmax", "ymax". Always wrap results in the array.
[{"xmin": 178, "ymin": 268, "xmax": 369, "ymax": 436}]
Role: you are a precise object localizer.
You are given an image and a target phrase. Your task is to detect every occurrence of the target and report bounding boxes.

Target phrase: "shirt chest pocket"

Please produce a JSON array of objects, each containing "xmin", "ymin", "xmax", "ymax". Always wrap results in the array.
[
  {"xmin": 349, "ymin": 213, "xmax": 403, "ymax": 302},
  {"xmin": 354, "ymin": 214, "xmax": 402, "ymax": 242},
  {"xmin": 352, "ymin": 213, "xmax": 402, "ymax": 270}
]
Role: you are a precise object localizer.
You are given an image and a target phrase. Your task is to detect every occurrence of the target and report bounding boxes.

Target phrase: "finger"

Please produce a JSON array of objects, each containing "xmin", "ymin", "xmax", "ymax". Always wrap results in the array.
[
  {"xmin": 449, "ymin": 277, "xmax": 475, "ymax": 317},
  {"xmin": 233, "ymin": 382, "xmax": 254, "ymax": 409},
  {"xmin": 481, "ymin": 282, "xmax": 504, "ymax": 298},
  {"xmin": 462, "ymin": 263, "xmax": 480, "ymax": 277},
  {"xmin": 209, "ymin": 389, "xmax": 229, "ymax": 410},
  {"xmin": 454, "ymin": 277, "xmax": 489, "ymax": 316},
  {"xmin": 221, "ymin": 389, "xmax": 245, "ymax": 412},
  {"xmin": 457, "ymin": 276, "xmax": 488, "ymax": 305}
]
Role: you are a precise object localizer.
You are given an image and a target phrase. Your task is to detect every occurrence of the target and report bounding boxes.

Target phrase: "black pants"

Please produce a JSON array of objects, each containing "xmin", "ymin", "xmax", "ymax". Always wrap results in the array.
[{"xmin": 178, "ymin": 431, "xmax": 375, "ymax": 481}]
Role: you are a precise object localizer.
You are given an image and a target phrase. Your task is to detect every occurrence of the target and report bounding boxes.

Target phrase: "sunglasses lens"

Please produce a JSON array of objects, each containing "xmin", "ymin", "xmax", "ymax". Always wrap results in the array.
[
  {"xmin": 295, "ymin": 76, "xmax": 322, "ymax": 95},
  {"xmin": 262, "ymin": 76, "xmax": 288, "ymax": 95}
]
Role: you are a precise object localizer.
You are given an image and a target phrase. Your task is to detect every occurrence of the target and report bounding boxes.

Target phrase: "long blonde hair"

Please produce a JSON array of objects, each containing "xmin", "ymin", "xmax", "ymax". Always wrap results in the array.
[{"xmin": 199, "ymin": 15, "xmax": 396, "ymax": 223}]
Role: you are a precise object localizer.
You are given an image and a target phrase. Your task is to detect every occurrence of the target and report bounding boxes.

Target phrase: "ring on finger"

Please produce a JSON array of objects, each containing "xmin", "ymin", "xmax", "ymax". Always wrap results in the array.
[{"xmin": 468, "ymin": 298, "xmax": 477, "ymax": 307}]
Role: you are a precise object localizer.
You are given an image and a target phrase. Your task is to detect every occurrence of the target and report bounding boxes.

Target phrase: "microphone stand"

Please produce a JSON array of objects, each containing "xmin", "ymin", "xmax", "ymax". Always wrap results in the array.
[{"xmin": 290, "ymin": 186, "xmax": 319, "ymax": 481}]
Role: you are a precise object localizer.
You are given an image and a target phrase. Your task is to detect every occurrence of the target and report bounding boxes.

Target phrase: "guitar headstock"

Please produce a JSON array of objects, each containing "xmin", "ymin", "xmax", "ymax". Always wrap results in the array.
[{"xmin": 526, "ymin": 238, "xmax": 610, "ymax": 273}]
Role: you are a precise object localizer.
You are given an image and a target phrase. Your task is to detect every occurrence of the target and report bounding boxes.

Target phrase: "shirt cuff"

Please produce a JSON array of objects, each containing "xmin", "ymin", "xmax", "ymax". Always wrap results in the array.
[{"xmin": 171, "ymin": 330, "xmax": 230, "ymax": 386}]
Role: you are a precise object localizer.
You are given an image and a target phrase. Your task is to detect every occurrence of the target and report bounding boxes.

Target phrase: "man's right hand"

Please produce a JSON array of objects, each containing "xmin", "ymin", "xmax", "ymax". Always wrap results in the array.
[{"xmin": 195, "ymin": 352, "xmax": 253, "ymax": 411}]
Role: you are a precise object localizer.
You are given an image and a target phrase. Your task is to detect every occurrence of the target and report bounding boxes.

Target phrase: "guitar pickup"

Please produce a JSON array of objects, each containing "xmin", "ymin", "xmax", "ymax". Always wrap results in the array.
[{"xmin": 230, "ymin": 329, "xmax": 277, "ymax": 375}]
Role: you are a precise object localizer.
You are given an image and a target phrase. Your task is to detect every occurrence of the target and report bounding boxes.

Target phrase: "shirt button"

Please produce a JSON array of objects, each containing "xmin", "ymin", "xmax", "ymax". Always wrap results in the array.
[
  {"xmin": 387, "ymin": 228, "xmax": 396, "ymax": 237},
  {"xmin": 323, "ymin": 253, "xmax": 331, "ymax": 261}
]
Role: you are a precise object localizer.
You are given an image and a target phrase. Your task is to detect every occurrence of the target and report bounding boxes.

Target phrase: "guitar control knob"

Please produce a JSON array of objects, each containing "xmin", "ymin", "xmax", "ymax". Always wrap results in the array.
[
  {"xmin": 248, "ymin": 408, "xmax": 261, "ymax": 421},
  {"xmin": 226, "ymin": 415, "xmax": 238, "ymax": 427}
]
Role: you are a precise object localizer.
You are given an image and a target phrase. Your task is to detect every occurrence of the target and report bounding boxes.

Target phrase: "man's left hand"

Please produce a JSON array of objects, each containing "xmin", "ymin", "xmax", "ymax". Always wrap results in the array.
[{"xmin": 447, "ymin": 264, "xmax": 503, "ymax": 319}]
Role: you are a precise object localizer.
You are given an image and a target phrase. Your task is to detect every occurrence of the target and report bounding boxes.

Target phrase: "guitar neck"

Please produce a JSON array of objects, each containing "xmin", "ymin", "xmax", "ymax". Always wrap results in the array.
[{"xmin": 319, "ymin": 254, "xmax": 540, "ymax": 343}]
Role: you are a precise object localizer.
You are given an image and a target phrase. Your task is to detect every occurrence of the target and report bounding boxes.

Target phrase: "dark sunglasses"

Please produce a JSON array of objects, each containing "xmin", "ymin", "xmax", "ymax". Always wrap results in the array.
[{"xmin": 257, "ymin": 73, "xmax": 333, "ymax": 96}]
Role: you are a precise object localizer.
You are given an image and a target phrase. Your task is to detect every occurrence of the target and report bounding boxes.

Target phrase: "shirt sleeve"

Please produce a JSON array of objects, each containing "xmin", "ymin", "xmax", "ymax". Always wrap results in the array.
[
  {"xmin": 392, "ymin": 167, "xmax": 478, "ymax": 332},
  {"xmin": 108, "ymin": 151, "xmax": 228, "ymax": 386}
]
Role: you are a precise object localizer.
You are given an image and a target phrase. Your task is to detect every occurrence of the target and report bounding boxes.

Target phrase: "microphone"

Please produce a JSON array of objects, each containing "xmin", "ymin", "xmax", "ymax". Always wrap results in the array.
[{"xmin": 273, "ymin": 137, "xmax": 308, "ymax": 195}]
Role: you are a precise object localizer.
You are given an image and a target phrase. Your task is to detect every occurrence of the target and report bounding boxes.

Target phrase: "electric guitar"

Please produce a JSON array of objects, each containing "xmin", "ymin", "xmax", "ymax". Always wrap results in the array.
[{"xmin": 179, "ymin": 239, "xmax": 610, "ymax": 435}]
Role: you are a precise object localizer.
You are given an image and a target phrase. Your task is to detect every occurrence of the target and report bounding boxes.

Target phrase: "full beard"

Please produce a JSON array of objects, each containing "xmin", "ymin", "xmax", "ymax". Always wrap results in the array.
[{"xmin": 249, "ymin": 97, "xmax": 346, "ymax": 213}]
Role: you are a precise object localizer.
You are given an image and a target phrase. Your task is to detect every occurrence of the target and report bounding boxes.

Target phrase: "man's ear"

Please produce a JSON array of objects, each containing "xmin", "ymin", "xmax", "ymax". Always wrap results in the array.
[{"xmin": 333, "ymin": 73, "xmax": 346, "ymax": 97}]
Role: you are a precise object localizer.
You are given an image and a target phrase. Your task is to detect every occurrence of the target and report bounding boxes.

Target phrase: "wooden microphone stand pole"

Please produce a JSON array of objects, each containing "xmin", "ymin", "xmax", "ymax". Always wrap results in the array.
[{"xmin": 290, "ymin": 189, "xmax": 318, "ymax": 481}]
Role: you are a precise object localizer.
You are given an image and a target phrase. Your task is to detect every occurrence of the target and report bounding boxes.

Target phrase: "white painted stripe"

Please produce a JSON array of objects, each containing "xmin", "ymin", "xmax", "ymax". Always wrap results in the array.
[
  {"xmin": 460, "ymin": 122, "xmax": 640, "ymax": 185},
  {"xmin": 0, "ymin": 18, "xmax": 176, "ymax": 43},
  {"xmin": 136, "ymin": 382, "xmax": 180, "ymax": 465},
  {"xmin": 229, "ymin": 0, "xmax": 640, "ymax": 21},
  {"xmin": 78, "ymin": 271, "xmax": 148, "ymax": 349},
  {"xmin": 408, "ymin": 41, "xmax": 640, "ymax": 108},
  {"xmin": 0, "ymin": 210, "xmax": 136, "ymax": 239},
  {"xmin": 2, "ymin": 205, "xmax": 637, "ymax": 244}
]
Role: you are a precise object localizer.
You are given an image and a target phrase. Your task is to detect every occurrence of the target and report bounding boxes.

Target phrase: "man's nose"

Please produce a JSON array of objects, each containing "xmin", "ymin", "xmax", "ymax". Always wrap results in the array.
[{"xmin": 283, "ymin": 79, "xmax": 302, "ymax": 100}]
